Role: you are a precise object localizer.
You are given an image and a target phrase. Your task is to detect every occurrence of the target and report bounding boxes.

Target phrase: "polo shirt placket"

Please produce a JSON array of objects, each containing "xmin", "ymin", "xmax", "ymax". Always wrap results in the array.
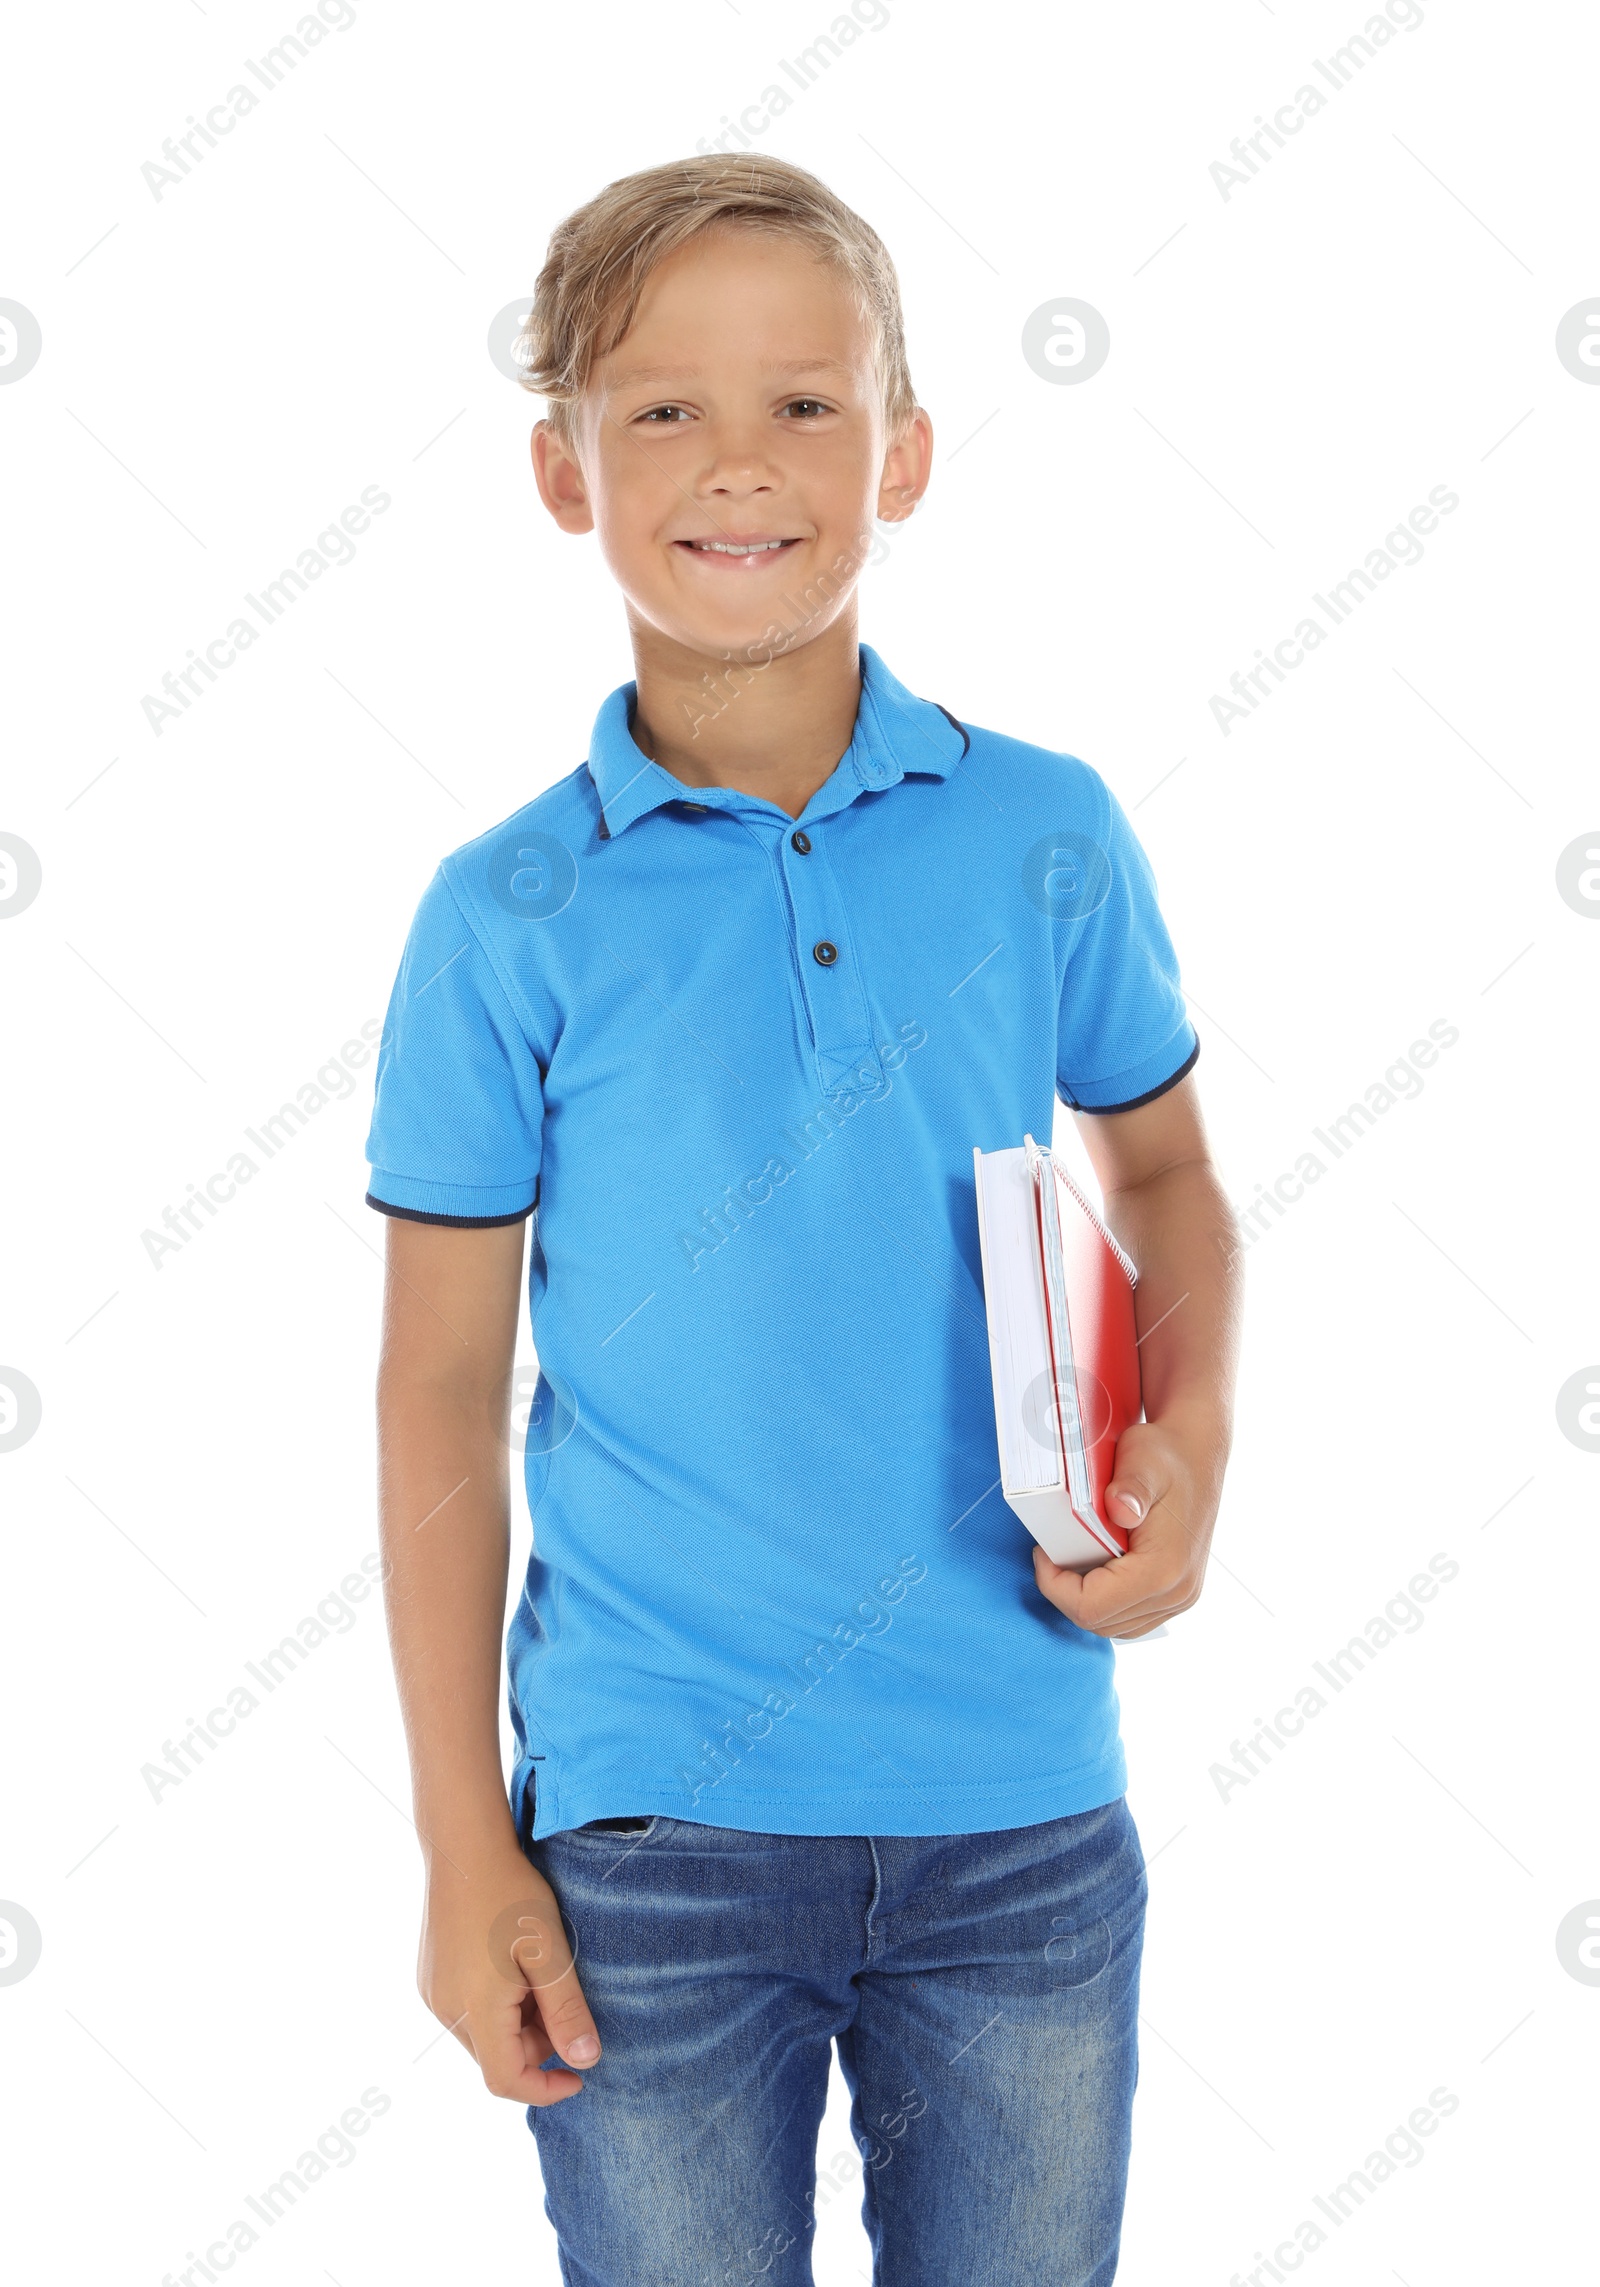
[
  {"xmin": 590, "ymin": 675, "xmax": 939, "ymax": 1104},
  {"xmin": 778, "ymin": 816, "xmax": 878, "ymax": 1098}
]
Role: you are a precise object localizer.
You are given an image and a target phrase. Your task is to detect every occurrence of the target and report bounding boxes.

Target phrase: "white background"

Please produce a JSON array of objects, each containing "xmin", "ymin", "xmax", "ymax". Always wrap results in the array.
[{"xmin": 2, "ymin": 1, "xmax": 1596, "ymax": 2281}]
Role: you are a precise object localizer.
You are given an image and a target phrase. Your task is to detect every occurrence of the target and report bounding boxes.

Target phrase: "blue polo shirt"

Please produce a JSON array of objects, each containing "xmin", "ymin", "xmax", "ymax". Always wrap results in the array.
[{"xmin": 365, "ymin": 644, "xmax": 1197, "ymax": 1842}]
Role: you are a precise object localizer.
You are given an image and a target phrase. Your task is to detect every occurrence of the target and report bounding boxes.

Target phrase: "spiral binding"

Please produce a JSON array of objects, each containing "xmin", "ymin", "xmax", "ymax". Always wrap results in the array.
[{"xmin": 1022, "ymin": 1134, "xmax": 1139, "ymax": 1289}]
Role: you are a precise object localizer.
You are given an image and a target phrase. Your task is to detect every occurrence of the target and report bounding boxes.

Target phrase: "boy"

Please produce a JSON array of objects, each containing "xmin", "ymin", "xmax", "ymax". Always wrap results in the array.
[{"xmin": 366, "ymin": 155, "xmax": 1240, "ymax": 2286}]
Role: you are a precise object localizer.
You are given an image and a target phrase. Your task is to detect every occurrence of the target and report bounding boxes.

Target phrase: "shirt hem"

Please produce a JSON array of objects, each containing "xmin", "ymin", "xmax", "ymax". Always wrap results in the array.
[{"xmin": 525, "ymin": 1754, "xmax": 1129, "ymax": 1841}]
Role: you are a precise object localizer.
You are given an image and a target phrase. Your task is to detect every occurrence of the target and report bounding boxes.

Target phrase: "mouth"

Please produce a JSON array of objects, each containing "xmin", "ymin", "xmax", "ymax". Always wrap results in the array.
[{"xmin": 673, "ymin": 535, "xmax": 804, "ymax": 565}]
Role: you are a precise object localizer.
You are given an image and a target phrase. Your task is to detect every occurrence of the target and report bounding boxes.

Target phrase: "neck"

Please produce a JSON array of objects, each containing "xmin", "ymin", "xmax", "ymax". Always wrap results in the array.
[{"xmin": 626, "ymin": 609, "xmax": 864, "ymax": 821}]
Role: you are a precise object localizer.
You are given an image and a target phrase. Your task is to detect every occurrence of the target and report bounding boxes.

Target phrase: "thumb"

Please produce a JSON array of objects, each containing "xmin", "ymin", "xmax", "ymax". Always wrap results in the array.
[
  {"xmin": 488, "ymin": 1893, "xmax": 600, "ymax": 2067},
  {"xmin": 534, "ymin": 1959, "xmax": 601, "ymax": 2068},
  {"xmin": 1103, "ymin": 1472, "xmax": 1155, "ymax": 1529}
]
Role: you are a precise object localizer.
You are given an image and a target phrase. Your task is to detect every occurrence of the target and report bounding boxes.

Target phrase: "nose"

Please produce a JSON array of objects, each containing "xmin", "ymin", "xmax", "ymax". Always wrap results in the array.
[{"xmin": 694, "ymin": 414, "xmax": 782, "ymax": 499}]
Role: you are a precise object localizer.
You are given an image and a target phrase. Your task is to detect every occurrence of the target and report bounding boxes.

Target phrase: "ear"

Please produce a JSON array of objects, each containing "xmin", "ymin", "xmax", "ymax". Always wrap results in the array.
[
  {"xmin": 875, "ymin": 406, "xmax": 933, "ymax": 526},
  {"xmin": 531, "ymin": 418, "xmax": 596, "ymax": 536}
]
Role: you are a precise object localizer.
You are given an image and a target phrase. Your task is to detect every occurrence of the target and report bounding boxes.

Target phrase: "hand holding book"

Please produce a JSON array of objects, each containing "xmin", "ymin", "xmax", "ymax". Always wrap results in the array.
[{"xmin": 973, "ymin": 1132, "xmax": 1229, "ymax": 1640}]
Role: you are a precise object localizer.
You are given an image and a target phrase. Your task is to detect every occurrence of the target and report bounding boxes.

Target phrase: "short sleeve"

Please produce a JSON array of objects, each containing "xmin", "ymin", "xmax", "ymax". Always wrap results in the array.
[
  {"xmin": 364, "ymin": 867, "xmax": 544, "ymax": 1225},
  {"xmin": 1056, "ymin": 774, "xmax": 1199, "ymax": 1113}
]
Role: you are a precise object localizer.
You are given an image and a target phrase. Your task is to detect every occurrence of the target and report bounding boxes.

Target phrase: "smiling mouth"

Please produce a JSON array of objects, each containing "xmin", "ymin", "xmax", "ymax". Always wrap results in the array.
[{"xmin": 674, "ymin": 536, "xmax": 803, "ymax": 558}]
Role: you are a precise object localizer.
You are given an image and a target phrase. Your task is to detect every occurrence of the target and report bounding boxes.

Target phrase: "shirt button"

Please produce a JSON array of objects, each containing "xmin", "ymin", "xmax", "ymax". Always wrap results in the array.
[
  {"xmin": 812, "ymin": 939, "xmax": 838, "ymax": 966},
  {"xmin": 790, "ymin": 829, "xmax": 812, "ymax": 854}
]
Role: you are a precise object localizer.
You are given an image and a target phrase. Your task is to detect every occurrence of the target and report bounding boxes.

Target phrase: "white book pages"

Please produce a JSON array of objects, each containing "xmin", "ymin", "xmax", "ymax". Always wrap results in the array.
[
  {"xmin": 1028, "ymin": 1136, "xmax": 1091, "ymax": 1516},
  {"xmin": 973, "ymin": 1145, "xmax": 1061, "ymax": 1494}
]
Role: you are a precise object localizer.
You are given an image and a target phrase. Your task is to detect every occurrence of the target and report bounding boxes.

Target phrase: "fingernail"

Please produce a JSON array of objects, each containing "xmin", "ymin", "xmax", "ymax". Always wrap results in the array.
[
  {"xmin": 1118, "ymin": 1492, "xmax": 1144, "ymax": 1521},
  {"xmin": 568, "ymin": 2034, "xmax": 599, "ymax": 2064}
]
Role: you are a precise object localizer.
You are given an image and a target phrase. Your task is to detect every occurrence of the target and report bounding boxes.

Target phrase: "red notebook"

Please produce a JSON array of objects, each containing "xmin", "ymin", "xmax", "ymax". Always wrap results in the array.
[{"xmin": 972, "ymin": 1135, "xmax": 1142, "ymax": 1572}]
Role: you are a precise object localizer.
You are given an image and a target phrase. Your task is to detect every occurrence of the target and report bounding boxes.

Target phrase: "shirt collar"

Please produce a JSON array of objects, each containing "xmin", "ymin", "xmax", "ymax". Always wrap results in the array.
[{"xmin": 585, "ymin": 643, "xmax": 968, "ymax": 840}]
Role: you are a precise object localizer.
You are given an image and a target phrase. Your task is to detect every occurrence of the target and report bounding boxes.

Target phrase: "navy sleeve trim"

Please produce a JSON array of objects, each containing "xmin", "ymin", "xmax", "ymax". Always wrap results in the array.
[
  {"xmin": 933, "ymin": 702, "xmax": 971, "ymax": 758},
  {"xmin": 1068, "ymin": 1034, "xmax": 1200, "ymax": 1115},
  {"xmin": 365, "ymin": 1192, "xmax": 535, "ymax": 1229}
]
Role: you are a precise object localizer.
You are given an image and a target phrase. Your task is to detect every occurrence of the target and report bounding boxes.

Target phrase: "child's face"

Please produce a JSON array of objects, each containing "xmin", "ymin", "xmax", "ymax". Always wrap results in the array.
[{"xmin": 532, "ymin": 226, "xmax": 930, "ymax": 662}]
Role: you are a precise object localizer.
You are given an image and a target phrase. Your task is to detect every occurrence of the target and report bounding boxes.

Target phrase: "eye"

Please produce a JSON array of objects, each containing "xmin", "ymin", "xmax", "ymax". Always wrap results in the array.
[
  {"xmin": 635, "ymin": 403, "xmax": 692, "ymax": 425},
  {"xmin": 781, "ymin": 398, "xmax": 831, "ymax": 420}
]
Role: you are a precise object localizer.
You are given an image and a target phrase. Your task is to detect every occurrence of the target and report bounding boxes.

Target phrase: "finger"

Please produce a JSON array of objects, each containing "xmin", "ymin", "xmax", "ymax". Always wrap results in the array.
[
  {"xmin": 487, "ymin": 1892, "xmax": 577, "ymax": 1993},
  {"xmin": 1103, "ymin": 1475, "xmax": 1156, "ymax": 1531},
  {"xmin": 470, "ymin": 1990, "xmax": 588, "ymax": 2108},
  {"xmin": 1102, "ymin": 1609, "xmax": 1176, "ymax": 1640},
  {"xmin": 1074, "ymin": 1540, "xmax": 1203, "ymax": 1634},
  {"xmin": 1076, "ymin": 1566, "xmax": 1190, "ymax": 1633},
  {"xmin": 1090, "ymin": 1485, "xmax": 1207, "ymax": 1606},
  {"xmin": 532, "ymin": 1957, "xmax": 602, "ymax": 2072},
  {"xmin": 1033, "ymin": 1543, "xmax": 1171, "ymax": 1630},
  {"xmin": 486, "ymin": 1891, "xmax": 594, "ymax": 2048},
  {"xmin": 1031, "ymin": 1544, "xmax": 1089, "ymax": 1623},
  {"xmin": 521, "ymin": 2063, "xmax": 587, "ymax": 2107},
  {"xmin": 482, "ymin": 1891, "xmax": 601, "ymax": 2083},
  {"xmin": 1103, "ymin": 1431, "xmax": 1178, "ymax": 1539},
  {"xmin": 1033, "ymin": 1551, "xmax": 1193, "ymax": 1644}
]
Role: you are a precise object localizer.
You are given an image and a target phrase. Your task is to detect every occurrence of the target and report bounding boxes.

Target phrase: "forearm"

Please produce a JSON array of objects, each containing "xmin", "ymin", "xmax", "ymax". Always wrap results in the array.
[
  {"xmin": 377, "ymin": 1371, "xmax": 522, "ymax": 1875},
  {"xmin": 1102, "ymin": 1156, "xmax": 1242, "ymax": 1488}
]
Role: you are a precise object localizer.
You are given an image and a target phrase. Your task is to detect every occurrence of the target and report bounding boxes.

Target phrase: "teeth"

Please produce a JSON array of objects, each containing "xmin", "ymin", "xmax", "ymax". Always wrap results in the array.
[{"xmin": 691, "ymin": 539, "xmax": 789, "ymax": 554}]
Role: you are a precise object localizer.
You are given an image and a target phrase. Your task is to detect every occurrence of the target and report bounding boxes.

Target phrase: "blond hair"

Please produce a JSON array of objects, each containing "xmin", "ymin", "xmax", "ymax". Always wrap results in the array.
[{"xmin": 516, "ymin": 155, "xmax": 916, "ymax": 452}]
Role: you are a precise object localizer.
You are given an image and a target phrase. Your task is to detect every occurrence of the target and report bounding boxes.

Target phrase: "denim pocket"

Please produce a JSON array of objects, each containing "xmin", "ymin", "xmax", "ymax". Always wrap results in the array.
[{"xmin": 576, "ymin": 1815, "xmax": 657, "ymax": 1839}]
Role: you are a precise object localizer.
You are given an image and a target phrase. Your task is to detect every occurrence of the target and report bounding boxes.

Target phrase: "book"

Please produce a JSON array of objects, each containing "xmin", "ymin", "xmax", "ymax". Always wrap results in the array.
[{"xmin": 972, "ymin": 1134, "xmax": 1143, "ymax": 1574}]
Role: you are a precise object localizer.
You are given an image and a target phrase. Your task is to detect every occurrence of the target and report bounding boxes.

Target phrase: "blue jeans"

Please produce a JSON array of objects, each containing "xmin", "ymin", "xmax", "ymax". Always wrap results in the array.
[{"xmin": 523, "ymin": 1798, "xmax": 1146, "ymax": 2286}]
